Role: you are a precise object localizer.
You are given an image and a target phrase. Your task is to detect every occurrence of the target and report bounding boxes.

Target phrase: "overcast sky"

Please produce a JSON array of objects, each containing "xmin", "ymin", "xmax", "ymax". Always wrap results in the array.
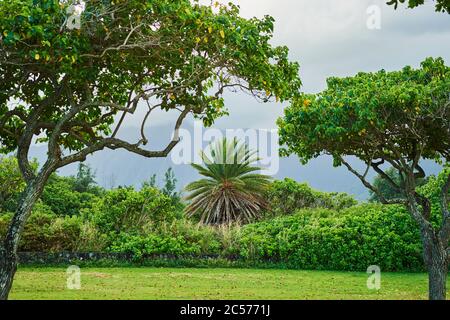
[{"xmin": 123, "ymin": 0, "xmax": 450, "ymax": 131}]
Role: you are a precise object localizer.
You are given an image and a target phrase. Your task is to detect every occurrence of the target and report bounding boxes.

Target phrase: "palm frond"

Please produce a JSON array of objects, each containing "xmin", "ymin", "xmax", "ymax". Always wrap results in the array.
[{"xmin": 184, "ymin": 138, "xmax": 271, "ymax": 225}]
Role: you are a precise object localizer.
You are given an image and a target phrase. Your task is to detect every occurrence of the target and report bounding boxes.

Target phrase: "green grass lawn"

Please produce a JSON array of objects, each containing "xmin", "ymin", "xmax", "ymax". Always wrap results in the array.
[{"xmin": 9, "ymin": 267, "xmax": 449, "ymax": 300}]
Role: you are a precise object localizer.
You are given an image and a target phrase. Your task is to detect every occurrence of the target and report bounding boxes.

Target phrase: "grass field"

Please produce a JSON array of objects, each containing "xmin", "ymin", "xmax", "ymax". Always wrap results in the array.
[{"xmin": 9, "ymin": 267, "xmax": 449, "ymax": 300}]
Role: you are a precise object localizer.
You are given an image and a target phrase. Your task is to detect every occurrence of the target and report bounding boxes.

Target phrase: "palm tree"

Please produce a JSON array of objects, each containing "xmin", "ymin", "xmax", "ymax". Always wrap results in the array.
[{"xmin": 184, "ymin": 138, "xmax": 271, "ymax": 225}]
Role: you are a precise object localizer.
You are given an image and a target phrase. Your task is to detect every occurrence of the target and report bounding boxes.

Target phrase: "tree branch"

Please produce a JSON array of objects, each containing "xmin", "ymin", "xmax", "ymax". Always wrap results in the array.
[
  {"xmin": 371, "ymin": 159, "xmax": 402, "ymax": 192},
  {"xmin": 57, "ymin": 107, "xmax": 191, "ymax": 168},
  {"xmin": 338, "ymin": 156, "xmax": 406, "ymax": 205}
]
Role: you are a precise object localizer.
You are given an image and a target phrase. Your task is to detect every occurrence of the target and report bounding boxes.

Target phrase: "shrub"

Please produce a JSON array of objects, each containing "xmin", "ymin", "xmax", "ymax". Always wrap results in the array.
[
  {"xmin": 264, "ymin": 178, "xmax": 357, "ymax": 217},
  {"xmin": 236, "ymin": 204, "xmax": 423, "ymax": 271},
  {"xmin": 109, "ymin": 233, "xmax": 202, "ymax": 261},
  {"xmin": 41, "ymin": 174, "xmax": 100, "ymax": 216},
  {"xmin": 0, "ymin": 202, "xmax": 107, "ymax": 252},
  {"xmin": 84, "ymin": 186, "xmax": 180, "ymax": 237},
  {"xmin": 108, "ymin": 219, "xmax": 223, "ymax": 259},
  {"xmin": 0, "ymin": 204, "xmax": 81, "ymax": 252}
]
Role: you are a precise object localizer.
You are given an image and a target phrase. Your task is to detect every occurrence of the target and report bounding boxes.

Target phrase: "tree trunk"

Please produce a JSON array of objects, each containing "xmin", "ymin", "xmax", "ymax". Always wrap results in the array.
[
  {"xmin": 0, "ymin": 245, "xmax": 17, "ymax": 300},
  {"xmin": 428, "ymin": 257, "xmax": 448, "ymax": 300},
  {"xmin": 0, "ymin": 165, "xmax": 54, "ymax": 300},
  {"xmin": 421, "ymin": 229, "xmax": 448, "ymax": 300}
]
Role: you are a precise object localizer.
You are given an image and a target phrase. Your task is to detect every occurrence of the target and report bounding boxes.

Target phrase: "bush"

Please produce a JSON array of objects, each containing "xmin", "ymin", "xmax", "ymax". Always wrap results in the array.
[
  {"xmin": 236, "ymin": 204, "xmax": 423, "ymax": 271},
  {"xmin": 0, "ymin": 202, "xmax": 108, "ymax": 252},
  {"xmin": 84, "ymin": 186, "xmax": 180, "ymax": 237},
  {"xmin": 109, "ymin": 233, "xmax": 202, "ymax": 261},
  {"xmin": 41, "ymin": 174, "xmax": 100, "ymax": 216},
  {"xmin": 1, "ymin": 205, "xmax": 80, "ymax": 252},
  {"xmin": 108, "ymin": 219, "xmax": 222, "ymax": 260},
  {"xmin": 417, "ymin": 169, "xmax": 450, "ymax": 229},
  {"xmin": 264, "ymin": 178, "xmax": 357, "ymax": 217},
  {"xmin": 1, "ymin": 201, "xmax": 426, "ymax": 271}
]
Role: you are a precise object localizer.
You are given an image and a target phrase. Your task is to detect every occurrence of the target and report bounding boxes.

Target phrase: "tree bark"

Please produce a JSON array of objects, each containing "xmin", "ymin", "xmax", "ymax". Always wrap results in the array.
[
  {"xmin": 0, "ymin": 245, "xmax": 17, "ymax": 300},
  {"xmin": 421, "ymin": 228, "xmax": 448, "ymax": 300},
  {"xmin": 0, "ymin": 162, "xmax": 54, "ymax": 300}
]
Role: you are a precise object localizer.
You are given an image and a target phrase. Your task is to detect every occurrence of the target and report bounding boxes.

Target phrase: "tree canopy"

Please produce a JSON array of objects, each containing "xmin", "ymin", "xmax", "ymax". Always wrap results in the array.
[
  {"xmin": 0, "ymin": 157, "xmax": 37, "ymax": 212},
  {"xmin": 387, "ymin": 0, "xmax": 450, "ymax": 13},
  {"xmin": 279, "ymin": 57, "xmax": 449, "ymax": 173},
  {"xmin": 0, "ymin": 0, "xmax": 301, "ymax": 171}
]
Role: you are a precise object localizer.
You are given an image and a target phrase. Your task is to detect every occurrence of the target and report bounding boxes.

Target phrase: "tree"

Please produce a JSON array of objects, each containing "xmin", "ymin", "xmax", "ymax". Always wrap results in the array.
[
  {"xmin": 265, "ymin": 178, "xmax": 357, "ymax": 218},
  {"xmin": 162, "ymin": 168, "xmax": 178, "ymax": 199},
  {"xmin": 387, "ymin": 0, "xmax": 450, "ymax": 13},
  {"xmin": 142, "ymin": 174, "xmax": 157, "ymax": 189},
  {"xmin": 41, "ymin": 173, "xmax": 100, "ymax": 216},
  {"xmin": 369, "ymin": 167, "xmax": 428, "ymax": 202},
  {"xmin": 0, "ymin": 0, "xmax": 301, "ymax": 299},
  {"xmin": 185, "ymin": 138, "xmax": 271, "ymax": 225},
  {"xmin": 162, "ymin": 167, "xmax": 182, "ymax": 209},
  {"xmin": 278, "ymin": 57, "xmax": 450, "ymax": 300},
  {"xmin": 73, "ymin": 163, "xmax": 97, "ymax": 194}
]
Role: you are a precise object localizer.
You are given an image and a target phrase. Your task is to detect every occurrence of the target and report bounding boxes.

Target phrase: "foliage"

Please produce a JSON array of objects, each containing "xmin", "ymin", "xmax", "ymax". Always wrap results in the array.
[
  {"xmin": 162, "ymin": 168, "xmax": 178, "ymax": 199},
  {"xmin": 0, "ymin": 203, "xmax": 103, "ymax": 252},
  {"xmin": 185, "ymin": 138, "xmax": 272, "ymax": 225},
  {"xmin": 237, "ymin": 204, "xmax": 424, "ymax": 271},
  {"xmin": 41, "ymin": 173, "xmax": 100, "ymax": 216},
  {"xmin": 0, "ymin": 197, "xmax": 432, "ymax": 272},
  {"xmin": 278, "ymin": 57, "xmax": 449, "ymax": 166},
  {"xmin": 109, "ymin": 233, "xmax": 202, "ymax": 261},
  {"xmin": 0, "ymin": 2, "xmax": 301, "ymax": 299},
  {"xmin": 417, "ymin": 168, "xmax": 450, "ymax": 228},
  {"xmin": 277, "ymin": 58, "xmax": 450, "ymax": 298},
  {"xmin": 0, "ymin": 0, "xmax": 301, "ymax": 154},
  {"xmin": 142, "ymin": 167, "xmax": 183, "ymax": 210},
  {"xmin": 73, "ymin": 163, "xmax": 99, "ymax": 194},
  {"xmin": 265, "ymin": 178, "xmax": 357, "ymax": 217},
  {"xmin": 142, "ymin": 174, "xmax": 157, "ymax": 189},
  {"xmin": 100, "ymin": 213, "xmax": 224, "ymax": 260},
  {"xmin": 1, "ymin": 203, "xmax": 427, "ymax": 271},
  {"xmin": 84, "ymin": 186, "xmax": 179, "ymax": 237},
  {"xmin": 0, "ymin": 160, "xmax": 441, "ymax": 272},
  {"xmin": 387, "ymin": 0, "xmax": 450, "ymax": 13},
  {"xmin": 0, "ymin": 156, "xmax": 102, "ymax": 215}
]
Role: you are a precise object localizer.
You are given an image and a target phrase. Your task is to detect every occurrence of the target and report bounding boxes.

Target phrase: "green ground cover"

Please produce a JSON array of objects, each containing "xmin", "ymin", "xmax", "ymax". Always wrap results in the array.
[{"xmin": 10, "ymin": 267, "xmax": 449, "ymax": 300}]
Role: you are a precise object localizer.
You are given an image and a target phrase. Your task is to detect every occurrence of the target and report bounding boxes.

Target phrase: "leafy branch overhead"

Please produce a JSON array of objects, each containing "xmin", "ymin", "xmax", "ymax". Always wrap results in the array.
[
  {"xmin": 0, "ymin": 0, "xmax": 301, "ymax": 173},
  {"xmin": 279, "ymin": 57, "xmax": 450, "ymax": 169},
  {"xmin": 387, "ymin": 0, "xmax": 450, "ymax": 13}
]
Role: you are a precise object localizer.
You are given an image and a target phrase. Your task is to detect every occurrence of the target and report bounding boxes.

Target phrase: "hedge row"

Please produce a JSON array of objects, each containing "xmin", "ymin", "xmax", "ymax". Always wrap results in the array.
[
  {"xmin": 238, "ymin": 205, "xmax": 424, "ymax": 271},
  {"xmin": 0, "ymin": 203, "xmax": 425, "ymax": 271}
]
